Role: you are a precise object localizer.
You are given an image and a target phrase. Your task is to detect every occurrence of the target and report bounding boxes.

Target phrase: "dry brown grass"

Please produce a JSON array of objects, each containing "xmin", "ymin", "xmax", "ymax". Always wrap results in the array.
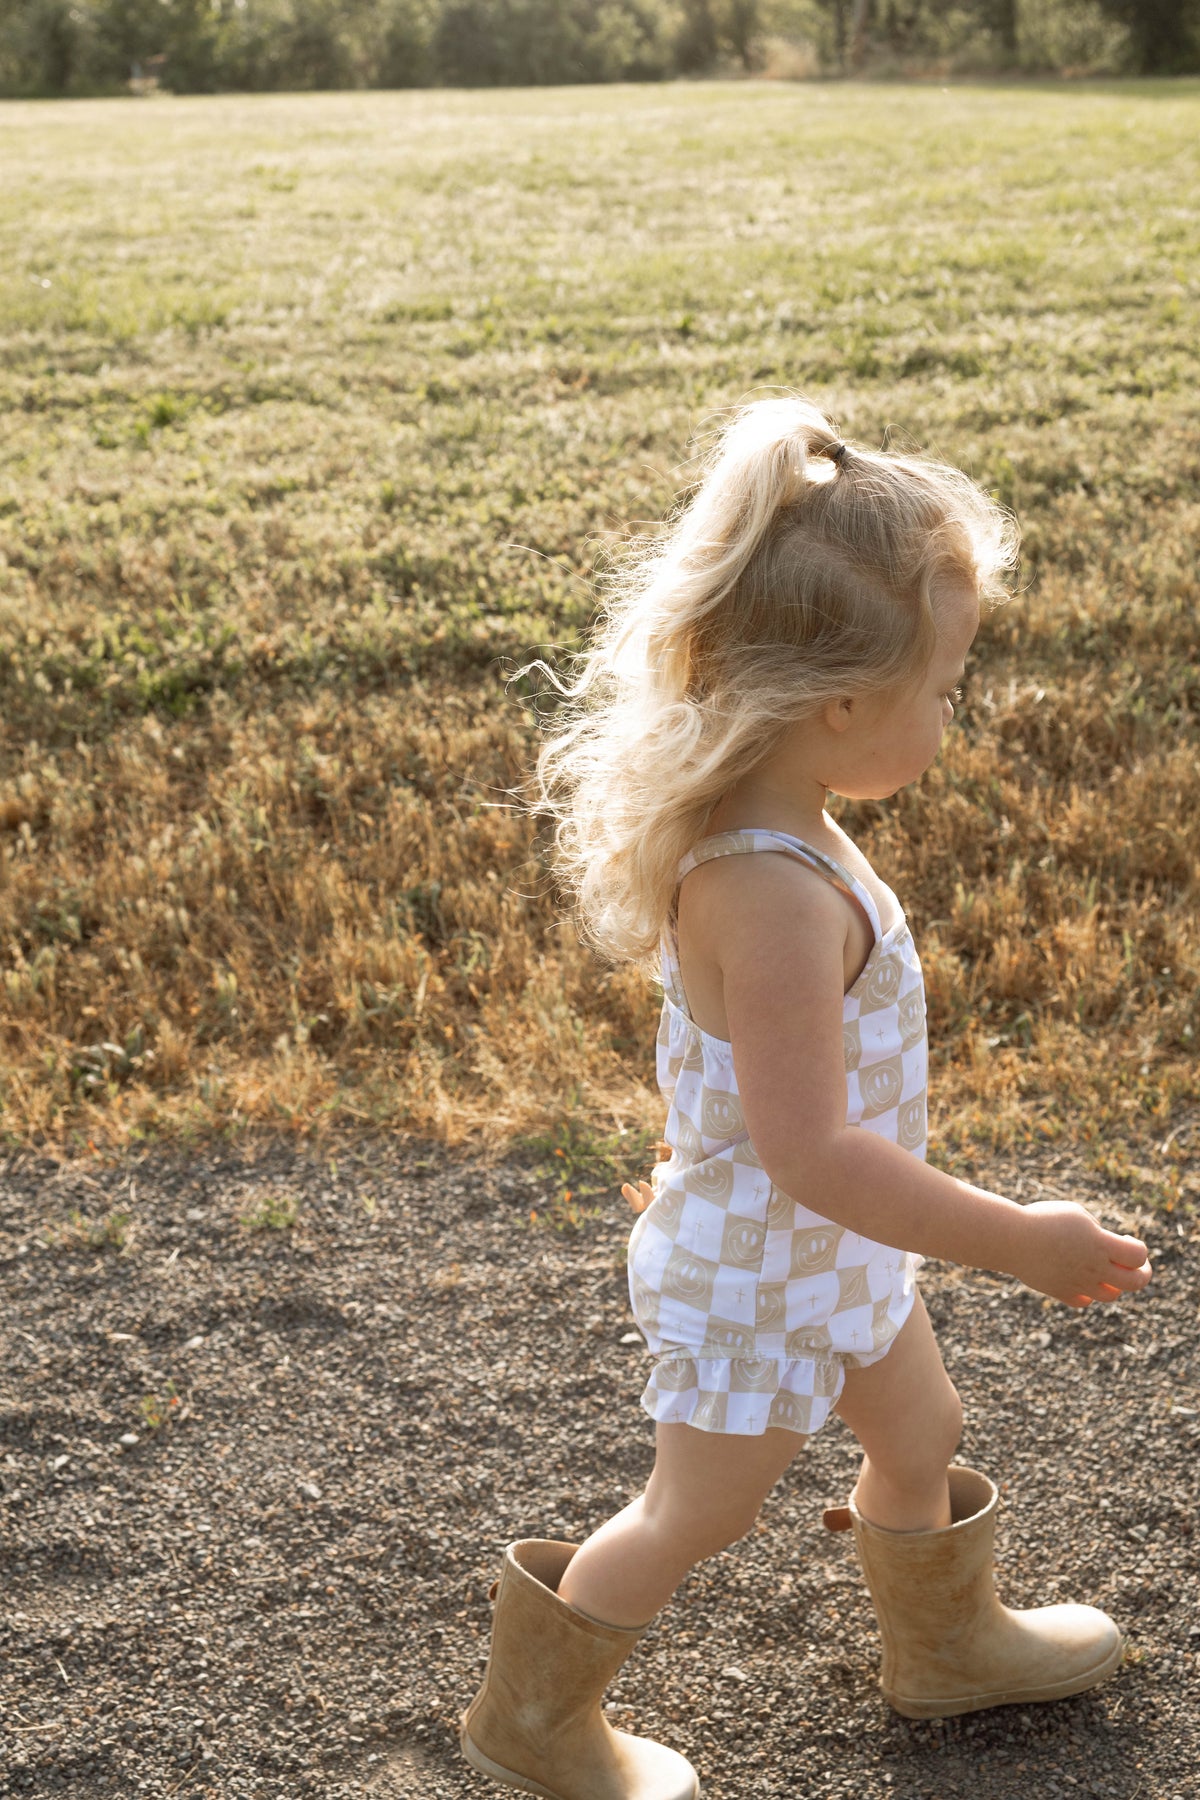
[
  {"xmin": 1, "ymin": 85, "xmax": 1198, "ymax": 1210},
  {"xmin": 3, "ymin": 680, "xmax": 659, "ymax": 1151}
]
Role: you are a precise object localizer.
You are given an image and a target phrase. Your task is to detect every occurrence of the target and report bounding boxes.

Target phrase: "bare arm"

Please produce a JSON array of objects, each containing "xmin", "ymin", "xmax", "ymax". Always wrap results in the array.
[
  {"xmin": 669, "ymin": 854, "xmax": 1151, "ymax": 1307},
  {"xmin": 754, "ymin": 1124, "xmax": 1149, "ymax": 1307}
]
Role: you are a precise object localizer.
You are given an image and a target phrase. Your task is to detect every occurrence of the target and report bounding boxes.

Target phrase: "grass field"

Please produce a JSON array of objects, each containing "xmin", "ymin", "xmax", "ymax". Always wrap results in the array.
[{"xmin": 1, "ymin": 82, "xmax": 1198, "ymax": 1209}]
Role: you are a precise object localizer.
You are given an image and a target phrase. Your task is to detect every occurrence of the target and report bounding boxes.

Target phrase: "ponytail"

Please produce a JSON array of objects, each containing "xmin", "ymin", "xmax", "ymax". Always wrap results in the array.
[{"xmin": 529, "ymin": 395, "xmax": 1017, "ymax": 967}]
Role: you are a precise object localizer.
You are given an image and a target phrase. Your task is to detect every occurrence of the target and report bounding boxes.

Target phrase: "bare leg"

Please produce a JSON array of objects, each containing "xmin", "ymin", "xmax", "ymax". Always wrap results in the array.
[
  {"xmin": 834, "ymin": 1289, "xmax": 962, "ymax": 1532},
  {"xmin": 558, "ymin": 1421, "xmax": 805, "ymax": 1628},
  {"xmin": 559, "ymin": 1292, "xmax": 955, "ymax": 1627}
]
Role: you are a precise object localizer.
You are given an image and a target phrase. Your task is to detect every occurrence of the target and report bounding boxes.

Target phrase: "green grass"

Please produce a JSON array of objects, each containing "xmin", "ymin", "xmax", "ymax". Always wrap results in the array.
[{"xmin": 1, "ymin": 83, "xmax": 1198, "ymax": 1209}]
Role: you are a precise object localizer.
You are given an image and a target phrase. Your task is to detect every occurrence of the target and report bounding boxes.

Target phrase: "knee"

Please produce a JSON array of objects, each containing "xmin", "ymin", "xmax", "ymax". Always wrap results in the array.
[
  {"xmin": 874, "ymin": 1378, "xmax": 963, "ymax": 1487},
  {"xmin": 942, "ymin": 1382, "xmax": 965, "ymax": 1464},
  {"xmin": 690, "ymin": 1510, "xmax": 762, "ymax": 1562},
  {"xmin": 918, "ymin": 1376, "xmax": 964, "ymax": 1472},
  {"xmin": 646, "ymin": 1490, "xmax": 764, "ymax": 1565},
  {"xmin": 704, "ymin": 1495, "xmax": 765, "ymax": 1557}
]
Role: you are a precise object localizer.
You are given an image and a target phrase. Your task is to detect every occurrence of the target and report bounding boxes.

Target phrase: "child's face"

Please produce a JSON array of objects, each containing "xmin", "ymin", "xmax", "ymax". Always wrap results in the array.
[{"xmin": 830, "ymin": 581, "xmax": 980, "ymax": 801}]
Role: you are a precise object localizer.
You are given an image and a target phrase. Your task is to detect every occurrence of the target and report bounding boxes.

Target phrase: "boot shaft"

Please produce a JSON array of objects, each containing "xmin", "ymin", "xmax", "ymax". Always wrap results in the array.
[
  {"xmin": 848, "ymin": 1467, "xmax": 1001, "ymax": 1693},
  {"xmin": 476, "ymin": 1541, "xmax": 647, "ymax": 1743},
  {"xmin": 461, "ymin": 1539, "xmax": 700, "ymax": 1800}
]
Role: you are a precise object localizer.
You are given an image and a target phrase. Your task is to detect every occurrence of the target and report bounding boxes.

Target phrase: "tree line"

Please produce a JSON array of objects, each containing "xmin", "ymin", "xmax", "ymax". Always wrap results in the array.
[{"xmin": 2, "ymin": 0, "xmax": 1197, "ymax": 97}]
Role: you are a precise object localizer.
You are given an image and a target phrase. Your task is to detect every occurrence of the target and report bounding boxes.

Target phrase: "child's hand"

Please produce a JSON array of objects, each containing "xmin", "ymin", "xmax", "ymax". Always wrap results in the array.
[
  {"xmin": 1011, "ymin": 1199, "xmax": 1152, "ymax": 1308},
  {"xmin": 621, "ymin": 1180, "xmax": 655, "ymax": 1214}
]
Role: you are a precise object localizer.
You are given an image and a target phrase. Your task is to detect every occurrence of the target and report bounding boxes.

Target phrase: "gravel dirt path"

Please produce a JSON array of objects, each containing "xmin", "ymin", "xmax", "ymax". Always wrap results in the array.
[{"xmin": 2, "ymin": 1140, "xmax": 1197, "ymax": 1800}]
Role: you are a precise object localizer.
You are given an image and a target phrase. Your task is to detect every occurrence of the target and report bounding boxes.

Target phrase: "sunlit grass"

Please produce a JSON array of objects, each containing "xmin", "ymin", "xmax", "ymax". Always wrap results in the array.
[{"xmin": 1, "ymin": 83, "xmax": 1198, "ymax": 1209}]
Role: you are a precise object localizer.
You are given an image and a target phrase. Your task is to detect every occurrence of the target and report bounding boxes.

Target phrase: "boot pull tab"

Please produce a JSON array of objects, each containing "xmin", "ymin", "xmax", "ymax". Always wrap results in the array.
[
  {"xmin": 823, "ymin": 1505, "xmax": 852, "ymax": 1533},
  {"xmin": 488, "ymin": 1579, "xmax": 500, "ymax": 1602}
]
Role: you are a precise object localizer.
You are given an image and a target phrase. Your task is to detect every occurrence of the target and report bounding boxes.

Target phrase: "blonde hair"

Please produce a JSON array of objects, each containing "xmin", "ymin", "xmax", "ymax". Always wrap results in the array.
[{"xmin": 530, "ymin": 395, "xmax": 1018, "ymax": 968}]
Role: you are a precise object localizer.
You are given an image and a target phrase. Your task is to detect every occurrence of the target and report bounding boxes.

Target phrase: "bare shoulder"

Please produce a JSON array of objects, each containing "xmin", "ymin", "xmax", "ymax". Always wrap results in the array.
[
  {"xmin": 680, "ymin": 851, "xmax": 855, "ymax": 1159},
  {"xmin": 679, "ymin": 849, "xmax": 851, "ymax": 967}
]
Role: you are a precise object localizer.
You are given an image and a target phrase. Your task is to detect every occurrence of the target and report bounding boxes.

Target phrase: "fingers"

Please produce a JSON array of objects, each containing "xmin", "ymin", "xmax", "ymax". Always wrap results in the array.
[
  {"xmin": 621, "ymin": 1181, "xmax": 654, "ymax": 1214},
  {"xmin": 1105, "ymin": 1257, "xmax": 1153, "ymax": 1292},
  {"xmin": 1087, "ymin": 1257, "xmax": 1153, "ymax": 1302},
  {"xmin": 1104, "ymin": 1232, "xmax": 1149, "ymax": 1268},
  {"xmin": 1096, "ymin": 1228, "xmax": 1154, "ymax": 1297}
]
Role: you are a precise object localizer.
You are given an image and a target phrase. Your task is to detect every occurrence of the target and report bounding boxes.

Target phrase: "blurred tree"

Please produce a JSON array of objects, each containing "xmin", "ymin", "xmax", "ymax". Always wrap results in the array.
[
  {"xmin": 2, "ymin": 0, "xmax": 1195, "ymax": 91},
  {"xmin": 0, "ymin": 0, "xmax": 86, "ymax": 92},
  {"xmin": 983, "ymin": 0, "xmax": 1018, "ymax": 56},
  {"xmin": 280, "ymin": 0, "xmax": 356, "ymax": 86},
  {"xmin": 1095, "ymin": 0, "xmax": 1198, "ymax": 72},
  {"xmin": 431, "ymin": 0, "xmax": 668, "ymax": 84},
  {"xmin": 881, "ymin": 1, "xmax": 923, "ymax": 53},
  {"xmin": 92, "ymin": 0, "xmax": 168, "ymax": 76},
  {"xmin": 848, "ymin": 0, "xmax": 868, "ymax": 67},
  {"xmin": 156, "ymin": 0, "xmax": 222, "ymax": 91},
  {"xmin": 718, "ymin": 0, "xmax": 761, "ymax": 67},
  {"xmin": 586, "ymin": 0, "xmax": 673, "ymax": 78},
  {"xmin": 377, "ymin": 0, "xmax": 437, "ymax": 84},
  {"xmin": 676, "ymin": 0, "xmax": 720, "ymax": 69}
]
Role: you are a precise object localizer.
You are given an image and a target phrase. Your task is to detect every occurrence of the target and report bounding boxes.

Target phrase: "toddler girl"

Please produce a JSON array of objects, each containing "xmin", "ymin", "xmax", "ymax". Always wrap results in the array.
[{"xmin": 461, "ymin": 397, "xmax": 1152, "ymax": 1800}]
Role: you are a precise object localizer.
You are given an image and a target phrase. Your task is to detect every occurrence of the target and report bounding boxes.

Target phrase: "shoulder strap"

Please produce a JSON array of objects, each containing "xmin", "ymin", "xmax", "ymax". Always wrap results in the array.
[{"xmin": 677, "ymin": 829, "xmax": 884, "ymax": 939}]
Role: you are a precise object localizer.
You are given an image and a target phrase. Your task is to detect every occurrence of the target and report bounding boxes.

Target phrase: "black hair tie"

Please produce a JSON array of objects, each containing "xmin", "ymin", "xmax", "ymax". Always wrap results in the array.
[{"xmin": 827, "ymin": 441, "xmax": 848, "ymax": 466}]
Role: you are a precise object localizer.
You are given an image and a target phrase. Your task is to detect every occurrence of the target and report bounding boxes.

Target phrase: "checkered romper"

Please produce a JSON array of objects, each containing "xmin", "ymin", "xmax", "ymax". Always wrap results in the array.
[{"xmin": 627, "ymin": 829, "xmax": 926, "ymax": 1437}]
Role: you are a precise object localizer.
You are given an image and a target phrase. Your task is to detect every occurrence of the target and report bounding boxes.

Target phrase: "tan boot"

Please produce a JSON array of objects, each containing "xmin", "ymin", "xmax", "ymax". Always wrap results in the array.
[
  {"xmin": 824, "ymin": 1465, "xmax": 1125, "ymax": 1719},
  {"xmin": 460, "ymin": 1540, "xmax": 699, "ymax": 1800}
]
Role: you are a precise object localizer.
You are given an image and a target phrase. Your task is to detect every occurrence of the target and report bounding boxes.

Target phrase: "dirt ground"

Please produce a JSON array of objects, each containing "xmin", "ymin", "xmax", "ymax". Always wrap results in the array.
[{"xmin": 1, "ymin": 1138, "xmax": 1197, "ymax": 1800}]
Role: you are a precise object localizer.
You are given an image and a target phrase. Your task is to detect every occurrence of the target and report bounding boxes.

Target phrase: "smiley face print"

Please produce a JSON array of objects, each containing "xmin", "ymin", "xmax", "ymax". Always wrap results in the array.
[{"xmin": 790, "ymin": 1227, "xmax": 840, "ymax": 1278}]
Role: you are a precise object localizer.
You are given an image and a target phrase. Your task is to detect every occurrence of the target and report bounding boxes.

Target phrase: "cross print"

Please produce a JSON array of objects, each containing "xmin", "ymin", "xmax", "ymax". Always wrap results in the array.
[
  {"xmin": 669, "ymin": 1407, "xmax": 684, "ymax": 1422},
  {"xmin": 735, "ymin": 1287, "xmax": 747, "ymax": 1304},
  {"xmin": 850, "ymin": 1327, "xmax": 865, "ymax": 1347},
  {"xmin": 875, "ymin": 1025, "xmax": 888, "ymax": 1043},
  {"xmin": 745, "ymin": 1411, "xmax": 761, "ymax": 1432}
]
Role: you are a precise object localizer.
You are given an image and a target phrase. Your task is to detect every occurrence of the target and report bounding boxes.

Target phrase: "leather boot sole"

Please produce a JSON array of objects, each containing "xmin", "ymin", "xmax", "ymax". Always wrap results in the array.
[{"xmin": 885, "ymin": 1631, "xmax": 1126, "ymax": 1719}]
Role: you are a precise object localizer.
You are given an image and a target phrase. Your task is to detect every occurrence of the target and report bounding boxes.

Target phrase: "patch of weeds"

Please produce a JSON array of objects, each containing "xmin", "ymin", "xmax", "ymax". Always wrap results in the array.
[
  {"xmin": 31, "ymin": 898, "xmax": 86, "ymax": 944},
  {"xmin": 35, "ymin": 614, "xmax": 241, "ymax": 722},
  {"xmin": 140, "ymin": 1379, "xmax": 182, "ymax": 1433},
  {"xmin": 379, "ymin": 298, "xmax": 453, "ymax": 324},
  {"xmin": 252, "ymin": 163, "xmax": 299, "ymax": 192},
  {"xmin": 521, "ymin": 1117, "xmax": 655, "ymax": 1232},
  {"xmin": 245, "ymin": 473, "xmax": 306, "ymax": 508},
  {"xmin": 528, "ymin": 1189, "xmax": 603, "ymax": 1234},
  {"xmin": 47, "ymin": 1208, "xmax": 132, "ymax": 1252},
  {"xmin": 71, "ymin": 1028, "xmax": 156, "ymax": 1097},
  {"xmin": 240, "ymin": 1192, "xmax": 300, "ymax": 1232},
  {"xmin": 401, "ymin": 880, "xmax": 447, "ymax": 944},
  {"xmin": 132, "ymin": 389, "xmax": 203, "ymax": 444}
]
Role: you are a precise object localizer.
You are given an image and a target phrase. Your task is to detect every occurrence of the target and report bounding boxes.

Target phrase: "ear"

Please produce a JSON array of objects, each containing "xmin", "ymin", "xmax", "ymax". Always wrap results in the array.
[{"xmin": 823, "ymin": 695, "xmax": 856, "ymax": 735}]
